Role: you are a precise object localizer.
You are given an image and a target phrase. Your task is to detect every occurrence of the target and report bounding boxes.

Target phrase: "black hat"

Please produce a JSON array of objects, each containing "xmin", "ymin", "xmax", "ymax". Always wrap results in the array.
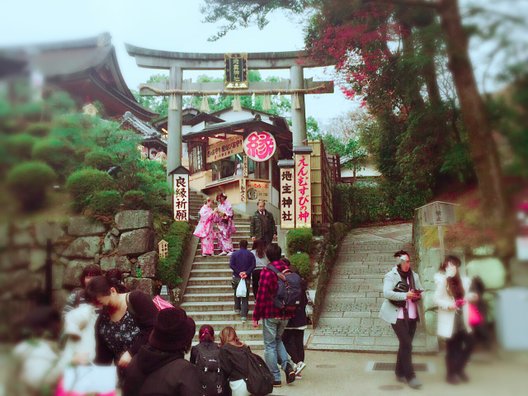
[{"xmin": 148, "ymin": 308, "xmax": 196, "ymax": 352}]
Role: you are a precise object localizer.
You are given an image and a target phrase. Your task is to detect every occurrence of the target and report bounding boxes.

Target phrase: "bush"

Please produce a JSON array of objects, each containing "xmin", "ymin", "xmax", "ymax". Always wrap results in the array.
[
  {"xmin": 88, "ymin": 190, "xmax": 121, "ymax": 216},
  {"xmin": 334, "ymin": 183, "xmax": 389, "ymax": 225},
  {"xmin": 123, "ymin": 190, "xmax": 147, "ymax": 209},
  {"xmin": 286, "ymin": 228, "xmax": 313, "ymax": 255},
  {"xmin": 290, "ymin": 252, "xmax": 311, "ymax": 280},
  {"xmin": 32, "ymin": 138, "xmax": 76, "ymax": 179},
  {"xmin": 157, "ymin": 222, "xmax": 191, "ymax": 288},
  {"xmin": 25, "ymin": 122, "xmax": 51, "ymax": 137},
  {"xmin": 6, "ymin": 133, "xmax": 36, "ymax": 160},
  {"xmin": 66, "ymin": 168, "xmax": 115, "ymax": 212},
  {"xmin": 84, "ymin": 150, "xmax": 114, "ymax": 171},
  {"xmin": 6, "ymin": 161, "xmax": 56, "ymax": 210}
]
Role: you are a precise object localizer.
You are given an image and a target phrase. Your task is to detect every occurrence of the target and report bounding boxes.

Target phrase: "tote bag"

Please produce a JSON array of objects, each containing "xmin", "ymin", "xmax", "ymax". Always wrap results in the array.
[{"xmin": 236, "ymin": 279, "xmax": 247, "ymax": 298}]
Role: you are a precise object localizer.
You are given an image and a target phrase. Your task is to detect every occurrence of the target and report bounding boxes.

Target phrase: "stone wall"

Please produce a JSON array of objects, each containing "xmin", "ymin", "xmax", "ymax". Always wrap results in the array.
[{"xmin": 0, "ymin": 210, "xmax": 159, "ymax": 338}]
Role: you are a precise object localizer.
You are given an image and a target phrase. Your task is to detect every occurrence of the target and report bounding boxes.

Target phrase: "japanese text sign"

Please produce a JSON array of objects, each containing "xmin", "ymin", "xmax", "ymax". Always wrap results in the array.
[
  {"xmin": 172, "ymin": 173, "xmax": 189, "ymax": 222},
  {"xmin": 243, "ymin": 131, "xmax": 276, "ymax": 162},
  {"xmin": 224, "ymin": 53, "xmax": 248, "ymax": 89},
  {"xmin": 206, "ymin": 135, "xmax": 243, "ymax": 164},
  {"xmin": 295, "ymin": 154, "xmax": 311, "ymax": 228},
  {"xmin": 246, "ymin": 180, "xmax": 269, "ymax": 201},
  {"xmin": 280, "ymin": 167, "xmax": 295, "ymax": 229}
]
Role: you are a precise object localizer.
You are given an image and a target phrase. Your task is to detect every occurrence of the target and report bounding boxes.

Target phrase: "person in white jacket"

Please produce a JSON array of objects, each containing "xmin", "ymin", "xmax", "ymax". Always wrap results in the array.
[
  {"xmin": 379, "ymin": 250, "xmax": 423, "ymax": 389},
  {"xmin": 434, "ymin": 255, "xmax": 476, "ymax": 385}
]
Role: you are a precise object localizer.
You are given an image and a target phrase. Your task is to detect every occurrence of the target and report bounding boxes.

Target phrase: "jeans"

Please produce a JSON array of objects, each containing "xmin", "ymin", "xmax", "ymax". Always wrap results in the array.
[
  {"xmin": 232, "ymin": 278, "xmax": 249, "ymax": 318},
  {"xmin": 391, "ymin": 319, "xmax": 417, "ymax": 380},
  {"xmin": 446, "ymin": 330, "xmax": 473, "ymax": 376},
  {"xmin": 262, "ymin": 318, "xmax": 290, "ymax": 382}
]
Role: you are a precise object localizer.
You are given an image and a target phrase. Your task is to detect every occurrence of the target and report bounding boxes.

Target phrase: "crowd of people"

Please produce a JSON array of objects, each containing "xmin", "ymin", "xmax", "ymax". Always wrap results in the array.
[{"xmin": 10, "ymin": 193, "xmax": 487, "ymax": 395}]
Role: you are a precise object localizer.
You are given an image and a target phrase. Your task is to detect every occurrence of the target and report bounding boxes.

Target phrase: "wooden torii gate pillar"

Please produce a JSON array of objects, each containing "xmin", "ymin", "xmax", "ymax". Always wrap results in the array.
[{"xmin": 126, "ymin": 45, "xmax": 334, "ymax": 227}]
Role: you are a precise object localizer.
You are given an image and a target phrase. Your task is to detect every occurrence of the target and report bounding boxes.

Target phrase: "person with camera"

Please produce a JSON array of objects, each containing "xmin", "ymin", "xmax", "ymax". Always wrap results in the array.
[{"xmin": 379, "ymin": 250, "xmax": 424, "ymax": 389}]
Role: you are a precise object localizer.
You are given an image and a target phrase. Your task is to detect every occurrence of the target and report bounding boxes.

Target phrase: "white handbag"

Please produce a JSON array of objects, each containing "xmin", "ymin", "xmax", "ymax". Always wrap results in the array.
[
  {"xmin": 236, "ymin": 279, "xmax": 247, "ymax": 297},
  {"xmin": 61, "ymin": 365, "xmax": 117, "ymax": 394}
]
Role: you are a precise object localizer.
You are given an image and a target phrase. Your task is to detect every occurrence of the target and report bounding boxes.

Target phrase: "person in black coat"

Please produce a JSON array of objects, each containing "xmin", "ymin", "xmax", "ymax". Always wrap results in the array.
[{"xmin": 123, "ymin": 307, "xmax": 201, "ymax": 396}]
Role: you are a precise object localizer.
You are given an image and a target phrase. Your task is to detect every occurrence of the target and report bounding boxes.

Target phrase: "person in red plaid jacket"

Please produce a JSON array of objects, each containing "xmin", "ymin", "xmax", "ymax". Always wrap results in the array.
[{"xmin": 252, "ymin": 243, "xmax": 296, "ymax": 387}]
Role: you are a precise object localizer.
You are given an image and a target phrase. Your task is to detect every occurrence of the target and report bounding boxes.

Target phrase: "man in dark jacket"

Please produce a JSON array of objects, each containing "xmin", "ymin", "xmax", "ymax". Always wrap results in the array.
[
  {"xmin": 229, "ymin": 239, "xmax": 256, "ymax": 322},
  {"xmin": 123, "ymin": 307, "xmax": 201, "ymax": 396},
  {"xmin": 250, "ymin": 200, "xmax": 276, "ymax": 246}
]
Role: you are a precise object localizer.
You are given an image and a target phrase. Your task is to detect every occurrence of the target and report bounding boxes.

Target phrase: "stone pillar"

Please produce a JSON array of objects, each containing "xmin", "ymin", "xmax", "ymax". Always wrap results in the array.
[
  {"xmin": 290, "ymin": 64, "xmax": 307, "ymax": 149},
  {"xmin": 167, "ymin": 66, "xmax": 183, "ymax": 186}
]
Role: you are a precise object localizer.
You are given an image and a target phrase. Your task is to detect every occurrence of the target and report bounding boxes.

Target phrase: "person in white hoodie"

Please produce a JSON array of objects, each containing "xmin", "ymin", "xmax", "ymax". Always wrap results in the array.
[{"xmin": 434, "ymin": 255, "xmax": 477, "ymax": 385}]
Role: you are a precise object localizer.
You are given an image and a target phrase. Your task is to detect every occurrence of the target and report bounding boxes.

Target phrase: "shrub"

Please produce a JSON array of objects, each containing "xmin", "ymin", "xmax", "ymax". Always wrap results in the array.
[
  {"xmin": 25, "ymin": 122, "xmax": 51, "ymax": 137},
  {"xmin": 84, "ymin": 150, "xmax": 114, "ymax": 171},
  {"xmin": 6, "ymin": 133, "xmax": 36, "ymax": 160},
  {"xmin": 334, "ymin": 183, "xmax": 389, "ymax": 225},
  {"xmin": 66, "ymin": 168, "xmax": 115, "ymax": 212},
  {"xmin": 290, "ymin": 252, "xmax": 311, "ymax": 280},
  {"xmin": 286, "ymin": 228, "xmax": 313, "ymax": 255},
  {"xmin": 157, "ymin": 222, "xmax": 191, "ymax": 288},
  {"xmin": 88, "ymin": 190, "xmax": 121, "ymax": 216},
  {"xmin": 6, "ymin": 161, "xmax": 56, "ymax": 210},
  {"xmin": 123, "ymin": 190, "xmax": 147, "ymax": 210},
  {"xmin": 32, "ymin": 138, "xmax": 76, "ymax": 179}
]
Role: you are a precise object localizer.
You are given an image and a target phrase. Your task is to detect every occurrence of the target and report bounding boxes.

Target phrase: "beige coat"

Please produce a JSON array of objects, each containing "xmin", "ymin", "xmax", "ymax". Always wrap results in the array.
[{"xmin": 434, "ymin": 273, "xmax": 475, "ymax": 338}]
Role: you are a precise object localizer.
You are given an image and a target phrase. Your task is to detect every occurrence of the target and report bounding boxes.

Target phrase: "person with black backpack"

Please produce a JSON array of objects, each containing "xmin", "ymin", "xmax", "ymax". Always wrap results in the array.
[
  {"xmin": 218, "ymin": 326, "xmax": 273, "ymax": 396},
  {"xmin": 190, "ymin": 325, "xmax": 230, "ymax": 396},
  {"xmin": 252, "ymin": 243, "xmax": 296, "ymax": 388}
]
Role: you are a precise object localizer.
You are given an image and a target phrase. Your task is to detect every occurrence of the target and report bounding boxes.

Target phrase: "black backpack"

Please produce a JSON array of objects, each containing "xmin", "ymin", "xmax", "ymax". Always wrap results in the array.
[
  {"xmin": 194, "ymin": 343, "xmax": 226, "ymax": 396},
  {"xmin": 266, "ymin": 264, "xmax": 303, "ymax": 315},
  {"xmin": 244, "ymin": 348, "xmax": 274, "ymax": 396}
]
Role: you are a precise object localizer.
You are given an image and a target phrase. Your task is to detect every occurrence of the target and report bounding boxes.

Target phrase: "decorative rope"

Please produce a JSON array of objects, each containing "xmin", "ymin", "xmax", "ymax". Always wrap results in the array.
[{"xmin": 140, "ymin": 83, "xmax": 330, "ymax": 96}]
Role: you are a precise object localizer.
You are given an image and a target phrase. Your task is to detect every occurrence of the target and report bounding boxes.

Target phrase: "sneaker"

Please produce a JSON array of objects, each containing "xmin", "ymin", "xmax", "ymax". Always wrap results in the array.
[
  {"xmin": 295, "ymin": 374, "xmax": 302, "ymax": 380},
  {"xmin": 295, "ymin": 361, "xmax": 306, "ymax": 375},
  {"xmin": 227, "ymin": 251, "xmax": 233, "ymax": 256},
  {"xmin": 273, "ymin": 381, "xmax": 282, "ymax": 387},
  {"xmin": 407, "ymin": 377, "xmax": 422, "ymax": 389},
  {"xmin": 446, "ymin": 374, "xmax": 460, "ymax": 385},
  {"xmin": 219, "ymin": 251, "xmax": 227, "ymax": 256},
  {"xmin": 241, "ymin": 317, "xmax": 247, "ymax": 323},
  {"xmin": 285, "ymin": 363, "xmax": 296, "ymax": 384},
  {"xmin": 396, "ymin": 376, "xmax": 406, "ymax": 383},
  {"xmin": 457, "ymin": 372, "xmax": 469, "ymax": 383},
  {"xmin": 234, "ymin": 309, "xmax": 241, "ymax": 314}
]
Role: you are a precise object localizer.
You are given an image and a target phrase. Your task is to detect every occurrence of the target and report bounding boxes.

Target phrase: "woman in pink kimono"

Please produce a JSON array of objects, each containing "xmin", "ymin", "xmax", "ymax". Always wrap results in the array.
[
  {"xmin": 215, "ymin": 193, "xmax": 236, "ymax": 256},
  {"xmin": 193, "ymin": 198, "xmax": 216, "ymax": 256}
]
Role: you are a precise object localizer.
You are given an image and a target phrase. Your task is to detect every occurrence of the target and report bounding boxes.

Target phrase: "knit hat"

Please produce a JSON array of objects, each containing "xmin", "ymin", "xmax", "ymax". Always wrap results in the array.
[{"xmin": 148, "ymin": 308, "xmax": 196, "ymax": 352}]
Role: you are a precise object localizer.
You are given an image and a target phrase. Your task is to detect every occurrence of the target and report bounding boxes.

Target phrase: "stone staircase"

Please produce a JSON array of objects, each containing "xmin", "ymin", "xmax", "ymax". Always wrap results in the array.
[
  {"xmin": 308, "ymin": 223, "xmax": 438, "ymax": 352},
  {"xmin": 181, "ymin": 190, "xmax": 264, "ymax": 349}
]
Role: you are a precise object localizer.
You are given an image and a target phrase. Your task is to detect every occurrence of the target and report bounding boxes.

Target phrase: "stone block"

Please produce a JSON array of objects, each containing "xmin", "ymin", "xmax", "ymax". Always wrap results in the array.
[
  {"xmin": 0, "ymin": 222, "xmax": 9, "ymax": 249},
  {"xmin": 29, "ymin": 249, "xmax": 47, "ymax": 271},
  {"xmin": 137, "ymin": 251, "xmax": 158, "ymax": 278},
  {"xmin": 12, "ymin": 229, "xmax": 34, "ymax": 247},
  {"xmin": 63, "ymin": 259, "xmax": 95, "ymax": 288},
  {"xmin": 124, "ymin": 277, "xmax": 154, "ymax": 295},
  {"xmin": 68, "ymin": 216, "xmax": 106, "ymax": 236},
  {"xmin": 102, "ymin": 231, "xmax": 118, "ymax": 254},
  {"xmin": 4, "ymin": 270, "xmax": 43, "ymax": 298},
  {"xmin": 35, "ymin": 221, "xmax": 66, "ymax": 247},
  {"xmin": 110, "ymin": 227, "xmax": 120, "ymax": 237},
  {"xmin": 52, "ymin": 263, "xmax": 65, "ymax": 290},
  {"xmin": 2, "ymin": 249, "xmax": 30, "ymax": 270},
  {"xmin": 115, "ymin": 210, "xmax": 152, "ymax": 231},
  {"xmin": 118, "ymin": 229, "xmax": 153, "ymax": 256},
  {"xmin": 99, "ymin": 255, "xmax": 131, "ymax": 273},
  {"xmin": 62, "ymin": 236, "xmax": 101, "ymax": 259}
]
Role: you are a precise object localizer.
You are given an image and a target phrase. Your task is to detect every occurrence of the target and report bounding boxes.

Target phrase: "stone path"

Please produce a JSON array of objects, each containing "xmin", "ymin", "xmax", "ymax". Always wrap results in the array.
[{"xmin": 308, "ymin": 223, "xmax": 438, "ymax": 352}]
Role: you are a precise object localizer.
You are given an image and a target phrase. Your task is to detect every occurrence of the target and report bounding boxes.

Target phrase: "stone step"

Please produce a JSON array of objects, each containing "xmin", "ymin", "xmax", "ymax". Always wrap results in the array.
[
  {"xmin": 183, "ymin": 293, "xmax": 236, "ymax": 303},
  {"xmin": 181, "ymin": 301, "xmax": 255, "ymax": 312},
  {"xmin": 192, "ymin": 262, "xmax": 233, "ymax": 269},
  {"xmin": 186, "ymin": 285, "xmax": 234, "ymax": 294},
  {"xmin": 186, "ymin": 310, "xmax": 254, "ymax": 322},
  {"xmin": 190, "ymin": 269, "xmax": 233, "ymax": 278},
  {"xmin": 187, "ymin": 277, "xmax": 232, "ymax": 286},
  {"xmin": 192, "ymin": 258, "xmax": 231, "ymax": 265}
]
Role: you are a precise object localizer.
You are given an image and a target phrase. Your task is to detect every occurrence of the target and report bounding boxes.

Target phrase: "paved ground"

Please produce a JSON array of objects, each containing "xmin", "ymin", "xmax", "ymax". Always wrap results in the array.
[
  {"xmin": 268, "ymin": 349, "xmax": 528, "ymax": 396},
  {"xmin": 309, "ymin": 223, "xmax": 437, "ymax": 352}
]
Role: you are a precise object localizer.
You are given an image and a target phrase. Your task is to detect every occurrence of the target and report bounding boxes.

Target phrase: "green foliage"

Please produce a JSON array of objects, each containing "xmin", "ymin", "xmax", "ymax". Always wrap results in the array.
[
  {"xmin": 440, "ymin": 142, "xmax": 475, "ymax": 182},
  {"xmin": 123, "ymin": 190, "xmax": 147, "ymax": 210},
  {"xmin": 286, "ymin": 228, "xmax": 313, "ymax": 255},
  {"xmin": 84, "ymin": 149, "xmax": 114, "ymax": 171},
  {"xmin": 65, "ymin": 168, "xmax": 115, "ymax": 212},
  {"xmin": 6, "ymin": 133, "xmax": 36, "ymax": 160},
  {"xmin": 43, "ymin": 91, "xmax": 76, "ymax": 117},
  {"xmin": 334, "ymin": 183, "xmax": 389, "ymax": 225},
  {"xmin": 290, "ymin": 252, "xmax": 311, "ymax": 280},
  {"xmin": 32, "ymin": 137, "xmax": 76, "ymax": 179},
  {"xmin": 87, "ymin": 190, "xmax": 122, "ymax": 216},
  {"xmin": 25, "ymin": 122, "xmax": 51, "ymax": 137},
  {"xmin": 157, "ymin": 222, "xmax": 191, "ymax": 288},
  {"xmin": 6, "ymin": 161, "xmax": 56, "ymax": 210}
]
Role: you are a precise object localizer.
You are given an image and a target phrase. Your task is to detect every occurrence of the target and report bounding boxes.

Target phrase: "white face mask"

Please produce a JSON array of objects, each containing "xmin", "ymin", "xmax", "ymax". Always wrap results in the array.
[{"xmin": 445, "ymin": 263, "xmax": 457, "ymax": 278}]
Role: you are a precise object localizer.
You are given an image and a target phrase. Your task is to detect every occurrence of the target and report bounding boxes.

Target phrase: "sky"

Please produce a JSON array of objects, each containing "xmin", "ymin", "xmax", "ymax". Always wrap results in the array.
[{"xmin": 1, "ymin": 0, "xmax": 527, "ymax": 127}]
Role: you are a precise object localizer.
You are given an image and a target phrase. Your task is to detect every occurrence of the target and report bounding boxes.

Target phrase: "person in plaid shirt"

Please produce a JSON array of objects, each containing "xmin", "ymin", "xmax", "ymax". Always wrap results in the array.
[{"xmin": 252, "ymin": 243, "xmax": 296, "ymax": 387}]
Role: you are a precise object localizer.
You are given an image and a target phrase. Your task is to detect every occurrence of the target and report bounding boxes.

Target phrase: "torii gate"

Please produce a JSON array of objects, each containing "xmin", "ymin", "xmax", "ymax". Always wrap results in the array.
[{"xmin": 126, "ymin": 45, "xmax": 334, "ymax": 227}]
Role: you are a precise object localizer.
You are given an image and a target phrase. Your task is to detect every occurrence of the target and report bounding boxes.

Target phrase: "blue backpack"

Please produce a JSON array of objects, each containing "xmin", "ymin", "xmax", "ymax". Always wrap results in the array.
[{"xmin": 266, "ymin": 264, "xmax": 303, "ymax": 315}]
